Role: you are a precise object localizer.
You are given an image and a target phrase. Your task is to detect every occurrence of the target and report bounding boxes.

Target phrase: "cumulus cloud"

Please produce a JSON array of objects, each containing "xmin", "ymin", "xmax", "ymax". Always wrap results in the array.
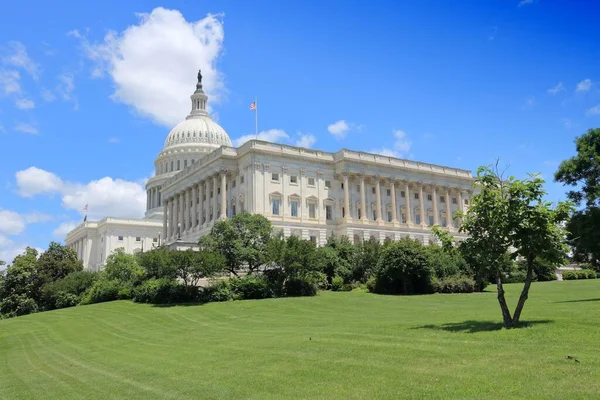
[
  {"xmin": 41, "ymin": 88, "xmax": 56, "ymax": 102},
  {"xmin": 233, "ymin": 129, "xmax": 290, "ymax": 147},
  {"xmin": 71, "ymin": 7, "xmax": 226, "ymax": 127},
  {"xmin": 370, "ymin": 129, "xmax": 412, "ymax": 158},
  {"xmin": 547, "ymin": 82, "xmax": 564, "ymax": 95},
  {"xmin": 14, "ymin": 122, "xmax": 38, "ymax": 134},
  {"xmin": 518, "ymin": 0, "xmax": 535, "ymax": 6},
  {"xmin": 0, "ymin": 69, "xmax": 21, "ymax": 95},
  {"xmin": 24, "ymin": 212, "xmax": 54, "ymax": 223},
  {"xmin": 15, "ymin": 98, "xmax": 35, "ymax": 109},
  {"xmin": 53, "ymin": 221, "xmax": 80, "ymax": 239},
  {"xmin": 586, "ymin": 105, "xmax": 600, "ymax": 116},
  {"xmin": 327, "ymin": 120, "xmax": 350, "ymax": 139},
  {"xmin": 576, "ymin": 79, "xmax": 592, "ymax": 93},
  {"xmin": 15, "ymin": 166, "xmax": 147, "ymax": 220},
  {"xmin": 295, "ymin": 133, "xmax": 316, "ymax": 148},
  {"xmin": 2, "ymin": 41, "xmax": 40, "ymax": 79},
  {"xmin": 0, "ymin": 209, "xmax": 27, "ymax": 235}
]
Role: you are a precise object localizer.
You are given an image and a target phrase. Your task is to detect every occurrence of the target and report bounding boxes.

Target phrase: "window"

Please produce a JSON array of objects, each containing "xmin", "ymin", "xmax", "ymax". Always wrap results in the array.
[
  {"xmin": 308, "ymin": 177, "xmax": 315, "ymax": 186},
  {"xmin": 136, "ymin": 237, "xmax": 141, "ymax": 242},
  {"xmin": 415, "ymin": 214, "xmax": 421, "ymax": 224},
  {"xmin": 184, "ymin": 160, "xmax": 188, "ymax": 168},
  {"xmin": 118, "ymin": 236, "xmax": 124, "ymax": 241},
  {"xmin": 232, "ymin": 179, "xmax": 236, "ymax": 188},
  {"xmin": 356, "ymin": 185, "xmax": 360, "ymax": 193},
  {"xmin": 177, "ymin": 160, "xmax": 181, "ymax": 170},
  {"xmin": 309, "ymin": 203, "xmax": 316, "ymax": 218},
  {"xmin": 232, "ymin": 204, "xmax": 236, "ymax": 216},
  {"xmin": 401, "ymin": 191, "xmax": 406, "ymax": 198},
  {"xmin": 342, "ymin": 207, "xmax": 345, "ymax": 217},
  {"xmin": 341, "ymin": 183, "xmax": 344, "ymax": 189},
  {"xmin": 442, "ymin": 216, "xmax": 447, "ymax": 227},
  {"xmin": 192, "ymin": 159, "xmax": 195, "ymax": 164},
  {"xmin": 440, "ymin": 196, "xmax": 445, "ymax": 203},
  {"xmin": 272, "ymin": 173, "xmax": 280, "ymax": 182},
  {"xmin": 373, "ymin": 210, "xmax": 377, "ymax": 220},
  {"xmin": 386, "ymin": 189, "xmax": 391, "ymax": 196},
  {"xmin": 240, "ymin": 176, "xmax": 245, "ymax": 184},
  {"xmin": 372, "ymin": 187, "xmax": 376, "ymax": 194},
  {"xmin": 310, "ymin": 235, "xmax": 317, "ymax": 245},
  {"xmin": 429, "ymin": 215, "xmax": 434, "ymax": 226},
  {"xmin": 387, "ymin": 211, "xmax": 392, "ymax": 222},
  {"xmin": 452, "ymin": 197, "xmax": 457, "ymax": 204},
  {"xmin": 203, "ymin": 193, "xmax": 206, "ymax": 201},
  {"xmin": 358, "ymin": 208, "xmax": 362, "ymax": 219},
  {"xmin": 325, "ymin": 180, "xmax": 331, "ymax": 189},
  {"xmin": 291, "ymin": 200, "xmax": 298, "ymax": 217},
  {"xmin": 414, "ymin": 193, "xmax": 419, "ymax": 200},
  {"xmin": 401, "ymin": 213, "xmax": 406, "ymax": 224},
  {"xmin": 465, "ymin": 199, "xmax": 469, "ymax": 205},
  {"xmin": 240, "ymin": 201, "xmax": 245, "ymax": 212},
  {"xmin": 290, "ymin": 175, "xmax": 298, "ymax": 184},
  {"xmin": 326, "ymin": 205, "xmax": 333, "ymax": 220},
  {"xmin": 153, "ymin": 238, "xmax": 158, "ymax": 243},
  {"xmin": 272, "ymin": 199, "xmax": 280, "ymax": 215},
  {"xmin": 427, "ymin": 194, "xmax": 432, "ymax": 201},
  {"xmin": 170, "ymin": 161, "xmax": 174, "ymax": 171},
  {"xmin": 217, "ymin": 187, "xmax": 220, "ymax": 194}
]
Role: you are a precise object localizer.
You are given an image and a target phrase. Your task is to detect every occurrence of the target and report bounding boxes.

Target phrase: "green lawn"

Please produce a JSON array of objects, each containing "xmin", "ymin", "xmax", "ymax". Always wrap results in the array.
[{"xmin": 1, "ymin": 281, "xmax": 599, "ymax": 400}]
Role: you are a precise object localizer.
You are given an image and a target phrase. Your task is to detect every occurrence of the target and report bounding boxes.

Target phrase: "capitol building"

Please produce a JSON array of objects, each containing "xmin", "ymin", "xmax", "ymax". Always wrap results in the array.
[{"xmin": 66, "ymin": 71, "xmax": 474, "ymax": 271}]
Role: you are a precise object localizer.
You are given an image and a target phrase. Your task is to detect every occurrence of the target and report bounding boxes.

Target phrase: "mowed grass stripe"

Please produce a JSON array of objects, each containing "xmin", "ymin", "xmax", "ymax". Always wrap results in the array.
[{"xmin": 1, "ymin": 280, "xmax": 600, "ymax": 399}]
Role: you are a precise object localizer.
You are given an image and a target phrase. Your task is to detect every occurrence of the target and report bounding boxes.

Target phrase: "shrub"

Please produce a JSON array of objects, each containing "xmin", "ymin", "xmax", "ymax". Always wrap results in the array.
[
  {"xmin": 425, "ymin": 246, "xmax": 468, "ymax": 279},
  {"xmin": 284, "ymin": 275, "xmax": 320, "ymax": 297},
  {"xmin": 433, "ymin": 275, "xmax": 476, "ymax": 294},
  {"xmin": 133, "ymin": 278, "xmax": 190, "ymax": 304},
  {"xmin": 81, "ymin": 278, "xmax": 121, "ymax": 305},
  {"xmin": 229, "ymin": 275, "xmax": 273, "ymax": 300},
  {"xmin": 55, "ymin": 292, "xmax": 79, "ymax": 309},
  {"xmin": 504, "ymin": 270, "xmax": 528, "ymax": 283},
  {"xmin": 373, "ymin": 239, "xmax": 433, "ymax": 295},
  {"xmin": 40, "ymin": 271, "xmax": 97, "ymax": 310},
  {"xmin": 330, "ymin": 276, "xmax": 344, "ymax": 292},
  {"xmin": 583, "ymin": 269, "xmax": 597, "ymax": 279},
  {"xmin": 200, "ymin": 279, "xmax": 235, "ymax": 303},
  {"xmin": 365, "ymin": 276, "xmax": 376, "ymax": 293},
  {"xmin": 562, "ymin": 271, "xmax": 577, "ymax": 280}
]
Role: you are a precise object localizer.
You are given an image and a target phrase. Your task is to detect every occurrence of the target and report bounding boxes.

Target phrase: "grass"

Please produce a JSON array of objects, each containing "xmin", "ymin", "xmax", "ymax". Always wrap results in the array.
[{"xmin": 1, "ymin": 280, "xmax": 599, "ymax": 400}]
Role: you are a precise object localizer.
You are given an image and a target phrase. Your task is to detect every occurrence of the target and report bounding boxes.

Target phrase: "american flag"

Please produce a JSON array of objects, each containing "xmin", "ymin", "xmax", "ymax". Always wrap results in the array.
[
  {"xmin": 82, "ymin": 204, "xmax": 88, "ymax": 212},
  {"xmin": 250, "ymin": 101, "xmax": 256, "ymax": 110}
]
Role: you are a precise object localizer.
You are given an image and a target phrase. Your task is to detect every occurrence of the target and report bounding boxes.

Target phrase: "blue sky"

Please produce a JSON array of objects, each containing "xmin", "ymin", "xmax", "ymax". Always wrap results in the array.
[{"xmin": 1, "ymin": 0, "xmax": 599, "ymax": 263}]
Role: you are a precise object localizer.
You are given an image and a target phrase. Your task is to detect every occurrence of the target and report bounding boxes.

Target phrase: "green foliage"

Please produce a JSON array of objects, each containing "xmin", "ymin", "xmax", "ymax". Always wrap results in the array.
[
  {"xmin": 425, "ymin": 245, "xmax": 469, "ymax": 279},
  {"xmin": 104, "ymin": 248, "xmax": 144, "ymax": 284},
  {"xmin": 322, "ymin": 235, "xmax": 354, "ymax": 282},
  {"xmin": 229, "ymin": 275, "xmax": 273, "ymax": 300},
  {"xmin": 201, "ymin": 212, "xmax": 273, "ymax": 276},
  {"xmin": 283, "ymin": 275, "xmax": 321, "ymax": 297},
  {"xmin": 0, "ymin": 247, "xmax": 40, "ymax": 317},
  {"xmin": 330, "ymin": 276, "xmax": 344, "ymax": 291},
  {"xmin": 40, "ymin": 271, "xmax": 97, "ymax": 310},
  {"xmin": 373, "ymin": 238, "xmax": 433, "ymax": 295},
  {"xmin": 200, "ymin": 280, "xmax": 235, "ymax": 303},
  {"xmin": 171, "ymin": 249, "xmax": 225, "ymax": 288},
  {"xmin": 432, "ymin": 275, "xmax": 476, "ymax": 293},
  {"xmin": 36, "ymin": 242, "xmax": 83, "ymax": 289},
  {"xmin": 563, "ymin": 269, "xmax": 597, "ymax": 280},
  {"xmin": 137, "ymin": 247, "xmax": 177, "ymax": 279},
  {"xmin": 515, "ymin": 258, "xmax": 558, "ymax": 282},
  {"xmin": 133, "ymin": 278, "xmax": 192, "ymax": 304},
  {"xmin": 80, "ymin": 277, "xmax": 121, "ymax": 305},
  {"xmin": 351, "ymin": 237, "xmax": 383, "ymax": 283}
]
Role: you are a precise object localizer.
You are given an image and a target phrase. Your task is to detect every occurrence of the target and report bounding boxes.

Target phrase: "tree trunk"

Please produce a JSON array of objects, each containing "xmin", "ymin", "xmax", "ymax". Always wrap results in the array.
[
  {"xmin": 496, "ymin": 274, "xmax": 513, "ymax": 328},
  {"xmin": 511, "ymin": 255, "xmax": 534, "ymax": 327}
]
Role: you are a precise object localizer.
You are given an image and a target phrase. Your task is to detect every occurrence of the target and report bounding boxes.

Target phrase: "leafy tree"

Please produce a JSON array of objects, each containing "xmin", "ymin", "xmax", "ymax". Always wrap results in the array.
[
  {"xmin": 564, "ymin": 208, "xmax": 600, "ymax": 269},
  {"xmin": 352, "ymin": 238, "xmax": 383, "ymax": 283},
  {"xmin": 200, "ymin": 212, "xmax": 273, "ymax": 276},
  {"xmin": 35, "ymin": 242, "xmax": 83, "ymax": 298},
  {"xmin": 0, "ymin": 247, "xmax": 39, "ymax": 317},
  {"xmin": 137, "ymin": 247, "xmax": 176, "ymax": 279},
  {"xmin": 322, "ymin": 234, "xmax": 354, "ymax": 283},
  {"xmin": 40, "ymin": 271, "xmax": 97, "ymax": 310},
  {"xmin": 104, "ymin": 248, "xmax": 144, "ymax": 284},
  {"xmin": 170, "ymin": 249, "xmax": 225, "ymax": 288},
  {"xmin": 460, "ymin": 164, "xmax": 572, "ymax": 328}
]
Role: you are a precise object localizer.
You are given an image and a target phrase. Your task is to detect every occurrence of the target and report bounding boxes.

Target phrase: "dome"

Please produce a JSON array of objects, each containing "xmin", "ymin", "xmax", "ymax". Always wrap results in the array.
[
  {"xmin": 162, "ymin": 69, "xmax": 231, "ymax": 150},
  {"xmin": 163, "ymin": 115, "xmax": 232, "ymax": 150}
]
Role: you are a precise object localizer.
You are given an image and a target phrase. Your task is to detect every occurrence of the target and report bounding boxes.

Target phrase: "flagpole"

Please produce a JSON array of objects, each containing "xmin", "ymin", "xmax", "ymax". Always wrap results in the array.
[{"xmin": 255, "ymin": 96, "xmax": 258, "ymax": 139}]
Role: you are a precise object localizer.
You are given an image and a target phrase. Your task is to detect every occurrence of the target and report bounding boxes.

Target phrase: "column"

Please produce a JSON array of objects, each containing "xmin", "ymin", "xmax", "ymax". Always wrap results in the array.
[
  {"xmin": 445, "ymin": 188, "xmax": 452, "ymax": 230},
  {"xmin": 419, "ymin": 184, "xmax": 426, "ymax": 227},
  {"xmin": 169, "ymin": 197, "xmax": 175, "ymax": 238},
  {"xmin": 163, "ymin": 200, "xmax": 168, "ymax": 240},
  {"xmin": 146, "ymin": 191, "xmax": 150, "ymax": 210},
  {"xmin": 192, "ymin": 184, "xmax": 198, "ymax": 229},
  {"xmin": 360, "ymin": 175, "xmax": 367, "ymax": 222},
  {"xmin": 457, "ymin": 190, "xmax": 464, "ymax": 228},
  {"xmin": 213, "ymin": 175, "xmax": 218, "ymax": 222},
  {"xmin": 390, "ymin": 179, "xmax": 397, "ymax": 223},
  {"xmin": 157, "ymin": 188, "xmax": 161, "ymax": 207},
  {"xmin": 172, "ymin": 195, "xmax": 178, "ymax": 238},
  {"xmin": 343, "ymin": 173, "xmax": 351, "ymax": 222},
  {"xmin": 404, "ymin": 181, "xmax": 412, "ymax": 226},
  {"xmin": 184, "ymin": 188, "xmax": 190, "ymax": 232},
  {"xmin": 432, "ymin": 185, "xmax": 439, "ymax": 225},
  {"xmin": 375, "ymin": 177, "xmax": 383, "ymax": 223},
  {"xmin": 220, "ymin": 172, "xmax": 227, "ymax": 219}
]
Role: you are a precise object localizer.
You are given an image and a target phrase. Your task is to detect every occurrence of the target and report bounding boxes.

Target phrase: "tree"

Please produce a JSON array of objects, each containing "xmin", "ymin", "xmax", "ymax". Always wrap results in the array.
[
  {"xmin": 137, "ymin": 247, "xmax": 176, "ymax": 279},
  {"xmin": 322, "ymin": 234, "xmax": 354, "ymax": 283},
  {"xmin": 0, "ymin": 247, "xmax": 39, "ymax": 317},
  {"xmin": 200, "ymin": 212, "xmax": 273, "ymax": 276},
  {"xmin": 170, "ymin": 249, "xmax": 225, "ymax": 288},
  {"xmin": 36, "ymin": 242, "xmax": 83, "ymax": 292},
  {"xmin": 460, "ymin": 164, "xmax": 572, "ymax": 328},
  {"xmin": 104, "ymin": 248, "xmax": 144, "ymax": 284}
]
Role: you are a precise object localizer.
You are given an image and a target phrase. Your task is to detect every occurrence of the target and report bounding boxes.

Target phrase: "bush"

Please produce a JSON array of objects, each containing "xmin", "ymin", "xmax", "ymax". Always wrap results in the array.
[
  {"xmin": 330, "ymin": 276, "xmax": 344, "ymax": 292},
  {"xmin": 133, "ymin": 278, "xmax": 191, "ymax": 304},
  {"xmin": 563, "ymin": 269, "xmax": 597, "ymax": 280},
  {"xmin": 40, "ymin": 271, "xmax": 97, "ymax": 310},
  {"xmin": 365, "ymin": 276, "xmax": 376, "ymax": 293},
  {"xmin": 55, "ymin": 292, "xmax": 79, "ymax": 309},
  {"xmin": 433, "ymin": 275, "xmax": 476, "ymax": 294},
  {"xmin": 284, "ymin": 275, "xmax": 320, "ymax": 297},
  {"xmin": 504, "ymin": 270, "xmax": 528, "ymax": 283},
  {"xmin": 200, "ymin": 279, "xmax": 235, "ymax": 303},
  {"xmin": 373, "ymin": 239, "xmax": 433, "ymax": 295},
  {"xmin": 583, "ymin": 269, "xmax": 597, "ymax": 279},
  {"xmin": 229, "ymin": 275, "xmax": 273, "ymax": 300},
  {"xmin": 425, "ymin": 246, "xmax": 469, "ymax": 279},
  {"xmin": 81, "ymin": 278, "xmax": 121, "ymax": 305},
  {"xmin": 562, "ymin": 271, "xmax": 577, "ymax": 280}
]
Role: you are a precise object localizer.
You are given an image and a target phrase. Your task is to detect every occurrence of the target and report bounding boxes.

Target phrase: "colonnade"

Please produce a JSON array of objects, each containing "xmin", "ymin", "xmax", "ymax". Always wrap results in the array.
[{"xmin": 146, "ymin": 187, "xmax": 162, "ymax": 210}]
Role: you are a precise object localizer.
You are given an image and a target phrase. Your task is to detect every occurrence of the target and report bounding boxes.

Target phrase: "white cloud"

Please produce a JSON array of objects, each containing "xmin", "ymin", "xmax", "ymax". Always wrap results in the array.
[
  {"xmin": 14, "ymin": 122, "xmax": 39, "ymax": 134},
  {"xmin": 57, "ymin": 72, "xmax": 76, "ymax": 103},
  {"xmin": 41, "ymin": 88, "xmax": 56, "ymax": 102},
  {"xmin": 0, "ymin": 69, "xmax": 21, "ymax": 94},
  {"xmin": 576, "ymin": 79, "xmax": 592, "ymax": 93},
  {"xmin": 15, "ymin": 167, "xmax": 147, "ymax": 220},
  {"xmin": 547, "ymin": 82, "xmax": 564, "ymax": 95},
  {"xmin": 370, "ymin": 129, "xmax": 412, "ymax": 158},
  {"xmin": 53, "ymin": 221, "xmax": 80, "ymax": 239},
  {"xmin": 24, "ymin": 212, "xmax": 54, "ymax": 223},
  {"xmin": 15, "ymin": 98, "xmax": 35, "ymax": 109},
  {"xmin": 518, "ymin": 0, "xmax": 535, "ymax": 6},
  {"xmin": 233, "ymin": 129, "xmax": 289, "ymax": 147},
  {"xmin": 2, "ymin": 41, "xmax": 39, "ymax": 79},
  {"xmin": 295, "ymin": 133, "xmax": 316, "ymax": 148},
  {"xmin": 586, "ymin": 105, "xmax": 600, "ymax": 116},
  {"xmin": 0, "ymin": 210, "xmax": 26, "ymax": 235},
  {"xmin": 0, "ymin": 237, "xmax": 43, "ymax": 267},
  {"xmin": 327, "ymin": 120, "xmax": 350, "ymax": 139},
  {"xmin": 108, "ymin": 137, "xmax": 120, "ymax": 144},
  {"xmin": 71, "ymin": 7, "xmax": 226, "ymax": 127}
]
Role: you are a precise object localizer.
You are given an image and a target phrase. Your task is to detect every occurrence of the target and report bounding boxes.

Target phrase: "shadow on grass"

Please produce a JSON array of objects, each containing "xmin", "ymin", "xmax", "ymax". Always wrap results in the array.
[
  {"xmin": 150, "ymin": 302, "xmax": 206, "ymax": 308},
  {"xmin": 555, "ymin": 298, "xmax": 600, "ymax": 304},
  {"xmin": 414, "ymin": 319, "xmax": 553, "ymax": 333}
]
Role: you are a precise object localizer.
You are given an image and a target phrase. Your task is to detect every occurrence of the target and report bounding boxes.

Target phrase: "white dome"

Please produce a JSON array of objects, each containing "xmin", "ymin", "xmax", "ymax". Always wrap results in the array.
[{"xmin": 163, "ymin": 115, "xmax": 231, "ymax": 150}]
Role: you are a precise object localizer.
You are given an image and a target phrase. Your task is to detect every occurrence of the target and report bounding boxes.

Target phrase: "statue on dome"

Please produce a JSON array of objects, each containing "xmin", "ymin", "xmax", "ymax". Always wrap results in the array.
[{"xmin": 197, "ymin": 69, "xmax": 202, "ymax": 83}]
